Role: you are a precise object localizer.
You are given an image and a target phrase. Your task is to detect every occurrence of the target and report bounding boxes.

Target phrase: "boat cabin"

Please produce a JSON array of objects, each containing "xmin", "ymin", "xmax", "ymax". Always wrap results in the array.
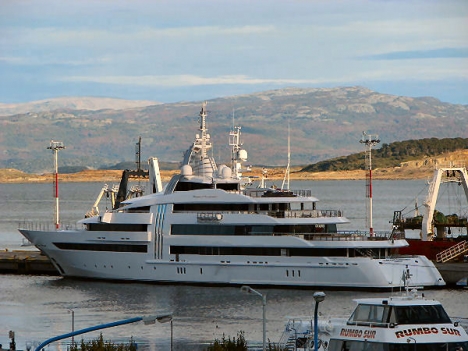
[{"xmin": 327, "ymin": 295, "xmax": 467, "ymax": 351}]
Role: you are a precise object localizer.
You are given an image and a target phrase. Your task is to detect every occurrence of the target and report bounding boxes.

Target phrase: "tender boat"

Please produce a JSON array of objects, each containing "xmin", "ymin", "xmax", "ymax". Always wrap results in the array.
[
  {"xmin": 18, "ymin": 102, "xmax": 445, "ymax": 288},
  {"xmin": 279, "ymin": 289, "xmax": 468, "ymax": 351}
]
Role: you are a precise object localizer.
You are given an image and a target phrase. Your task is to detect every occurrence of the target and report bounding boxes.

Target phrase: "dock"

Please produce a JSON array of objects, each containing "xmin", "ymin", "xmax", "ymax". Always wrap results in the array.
[
  {"xmin": 435, "ymin": 262, "xmax": 468, "ymax": 285},
  {"xmin": 0, "ymin": 250, "xmax": 58, "ymax": 275}
]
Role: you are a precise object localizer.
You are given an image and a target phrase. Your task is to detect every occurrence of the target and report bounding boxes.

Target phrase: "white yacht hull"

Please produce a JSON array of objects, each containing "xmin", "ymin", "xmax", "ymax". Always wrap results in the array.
[{"xmin": 20, "ymin": 229, "xmax": 445, "ymax": 289}]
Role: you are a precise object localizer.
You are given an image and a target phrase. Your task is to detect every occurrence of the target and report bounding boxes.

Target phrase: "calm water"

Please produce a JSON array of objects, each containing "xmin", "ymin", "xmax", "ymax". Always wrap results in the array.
[{"xmin": 0, "ymin": 180, "xmax": 467, "ymax": 350}]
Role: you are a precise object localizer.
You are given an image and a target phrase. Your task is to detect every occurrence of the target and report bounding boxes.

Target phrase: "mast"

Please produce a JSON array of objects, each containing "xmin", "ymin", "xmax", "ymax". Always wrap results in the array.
[
  {"xmin": 47, "ymin": 140, "xmax": 65, "ymax": 229},
  {"xmin": 360, "ymin": 132, "xmax": 380, "ymax": 236},
  {"xmin": 229, "ymin": 125, "xmax": 242, "ymax": 178},
  {"xmin": 199, "ymin": 101, "xmax": 208, "ymax": 160}
]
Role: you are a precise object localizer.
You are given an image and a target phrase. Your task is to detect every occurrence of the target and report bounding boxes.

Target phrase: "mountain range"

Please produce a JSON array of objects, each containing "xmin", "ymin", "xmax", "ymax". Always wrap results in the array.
[{"xmin": 1, "ymin": 86, "xmax": 467, "ymax": 173}]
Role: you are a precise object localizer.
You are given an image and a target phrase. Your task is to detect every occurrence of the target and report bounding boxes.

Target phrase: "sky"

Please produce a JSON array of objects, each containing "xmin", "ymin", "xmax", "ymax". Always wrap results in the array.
[{"xmin": 1, "ymin": 0, "xmax": 467, "ymax": 105}]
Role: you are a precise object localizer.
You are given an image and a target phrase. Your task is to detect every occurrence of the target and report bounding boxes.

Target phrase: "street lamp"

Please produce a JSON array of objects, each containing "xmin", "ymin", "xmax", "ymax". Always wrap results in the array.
[
  {"xmin": 67, "ymin": 309, "xmax": 75, "ymax": 345},
  {"xmin": 34, "ymin": 313, "xmax": 173, "ymax": 351},
  {"xmin": 145, "ymin": 314, "xmax": 174, "ymax": 351},
  {"xmin": 240, "ymin": 285, "xmax": 266, "ymax": 351},
  {"xmin": 313, "ymin": 292, "xmax": 326, "ymax": 351}
]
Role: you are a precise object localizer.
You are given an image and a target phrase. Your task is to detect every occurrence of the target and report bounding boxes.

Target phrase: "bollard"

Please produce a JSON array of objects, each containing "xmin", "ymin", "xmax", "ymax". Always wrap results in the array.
[{"xmin": 9, "ymin": 331, "xmax": 15, "ymax": 351}]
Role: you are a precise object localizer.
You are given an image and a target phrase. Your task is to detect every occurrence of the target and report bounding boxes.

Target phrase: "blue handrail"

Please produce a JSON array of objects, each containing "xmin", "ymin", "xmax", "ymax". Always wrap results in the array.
[{"xmin": 34, "ymin": 317, "xmax": 143, "ymax": 351}]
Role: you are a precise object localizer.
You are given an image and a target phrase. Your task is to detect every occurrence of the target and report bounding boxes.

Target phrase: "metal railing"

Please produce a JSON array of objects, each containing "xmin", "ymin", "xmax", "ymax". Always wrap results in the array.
[
  {"xmin": 245, "ymin": 188, "xmax": 313, "ymax": 198},
  {"xmin": 18, "ymin": 221, "xmax": 83, "ymax": 231},
  {"xmin": 436, "ymin": 240, "xmax": 468, "ymax": 263}
]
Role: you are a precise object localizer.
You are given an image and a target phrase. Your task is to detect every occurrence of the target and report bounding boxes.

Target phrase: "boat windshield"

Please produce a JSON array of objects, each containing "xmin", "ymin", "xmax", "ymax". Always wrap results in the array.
[
  {"xmin": 348, "ymin": 304, "xmax": 452, "ymax": 326},
  {"xmin": 329, "ymin": 340, "xmax": 468, "ymax": 351},
  {"xmin": 392, "ymin": 305, "xmax": 452, "ymax": 324}
]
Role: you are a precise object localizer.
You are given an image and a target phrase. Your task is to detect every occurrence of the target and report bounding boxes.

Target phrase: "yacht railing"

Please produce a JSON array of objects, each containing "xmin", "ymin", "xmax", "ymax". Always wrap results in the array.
[
  {"xmin": 281, "ymin": 209, "xmax": 343, "ymax": 218},
  {"xmin": 264, "ymin": 231, "xmax": 393, "ymax": 241},
  {"xmin": 245, "ymin": 189, "xmax": 313, "ymax": 198},
  {"xmin": 18, "ymin": 221, "xmax": 84, "ymax": 231},
  {"xmin": 173, "ymin": 209, "xmax": 344, "ymax": 218}
]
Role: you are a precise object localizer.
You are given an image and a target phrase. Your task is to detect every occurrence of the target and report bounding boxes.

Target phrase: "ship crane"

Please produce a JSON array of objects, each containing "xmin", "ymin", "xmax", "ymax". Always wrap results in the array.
[{"xmin": 422, "ymin": 164, "xmax": 468, "ymax": 240}]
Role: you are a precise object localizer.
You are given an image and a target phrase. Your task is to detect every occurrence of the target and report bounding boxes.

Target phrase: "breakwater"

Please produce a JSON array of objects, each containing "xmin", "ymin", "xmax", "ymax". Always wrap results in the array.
[{"xmin": 0, "ymin": 250, "xmax": 58, "ymax": 275}]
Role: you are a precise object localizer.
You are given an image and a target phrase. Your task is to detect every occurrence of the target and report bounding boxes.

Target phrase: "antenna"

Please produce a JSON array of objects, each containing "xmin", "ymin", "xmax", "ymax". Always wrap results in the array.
[
  {"xmin": 135, "ymin": 136, "xmax": 142, "ymax": 171},
  {"xmin": 360, "ymin": 132, "xmax": 380, "ymax": 236},
  {"xmin": 47, "ymin": 140, "xmax": 65, "ymax": 229}
]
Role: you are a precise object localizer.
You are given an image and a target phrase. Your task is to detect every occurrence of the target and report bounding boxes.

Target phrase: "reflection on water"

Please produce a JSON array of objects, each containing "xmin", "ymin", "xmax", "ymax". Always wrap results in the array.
[{"xmin": 0, "ymin": 274, "xmax": 467, "ymax": 351}]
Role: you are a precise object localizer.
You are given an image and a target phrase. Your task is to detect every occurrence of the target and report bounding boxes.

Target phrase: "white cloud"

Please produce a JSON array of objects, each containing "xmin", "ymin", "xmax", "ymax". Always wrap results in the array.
[
  {"xmin": 0, "ymin": 56, "xmax": 111, "ymax": 66},
  {"xmin": 61, "ymin": 74, "xmax": 317, "ymax": 86},
  {"xmin": 59, "ymin": 62, "xmax": 468, "ymax": 89},
  {"xmin": 1, "ymin": 25, "xmax": 276, "ymax": 47}
]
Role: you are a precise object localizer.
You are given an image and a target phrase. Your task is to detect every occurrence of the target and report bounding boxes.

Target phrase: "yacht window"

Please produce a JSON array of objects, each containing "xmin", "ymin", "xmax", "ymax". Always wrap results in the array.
[
  {"xmin": 87, "ymin": 223, "xmax": 147, "ymax": 232},
  {"xmin": 126, "ymin": 206, "xmax": 150, "ymax": 213},
  {"xmin": 170, "ymin": 246, "xmax": 353, "ymax": 258},
  {"xmin": 173, "ymin": 203, "xmax": 249, "ymax": 212},
  {"xmin": 216, "ymin": 183, "xmax": 239, "ymax": 191},
  {"xmin": 174, "ymin": 182, "xmax": 212, "ymax": 191},
  {"xmin": 54, "ymin": 242, "xmax": 147, "ymax": 253}
]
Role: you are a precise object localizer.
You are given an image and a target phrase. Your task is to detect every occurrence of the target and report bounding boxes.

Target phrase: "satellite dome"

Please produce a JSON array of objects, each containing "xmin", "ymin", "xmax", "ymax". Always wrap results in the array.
[
  {"xmin": 222, "ymin": 166, "xmax": 232, "ymax": 179},
  {"xmin": 238, "ymin": 149, "xmax": 248, "ymax": 161},
  {"xmin": 181, "ymin": 164, "xmax": 193, "ymax": 176}
]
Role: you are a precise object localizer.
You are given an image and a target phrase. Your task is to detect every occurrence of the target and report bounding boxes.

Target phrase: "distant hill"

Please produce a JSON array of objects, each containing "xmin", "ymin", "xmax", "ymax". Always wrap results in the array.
[
  {"xmin": 1, "ymin": 86, "xmax": 467, "ymax": 173},
  {"xmin": 301, "ymin": 137, "xmax": 468, "ymax": 172},
  {"xmin": 0, "ymin": 96, "xmax": 160, "ymax": 116}
]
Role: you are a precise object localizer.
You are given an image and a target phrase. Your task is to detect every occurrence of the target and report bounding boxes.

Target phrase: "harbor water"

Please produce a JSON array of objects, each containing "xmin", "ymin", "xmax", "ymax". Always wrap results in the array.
[{"xmin": 0, "ymin": 180, "xmax": 467, "ymax": 350}]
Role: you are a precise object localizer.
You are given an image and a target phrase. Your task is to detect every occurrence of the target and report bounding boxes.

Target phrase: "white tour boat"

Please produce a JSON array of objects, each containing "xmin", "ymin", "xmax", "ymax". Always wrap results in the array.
[
  {"xmin": 18, "ymin": 102, "xmax": 445, "ymax": 289},
  {"xmin": 279, "ymin": 289, "xmax": 468, "ymax": 351}
]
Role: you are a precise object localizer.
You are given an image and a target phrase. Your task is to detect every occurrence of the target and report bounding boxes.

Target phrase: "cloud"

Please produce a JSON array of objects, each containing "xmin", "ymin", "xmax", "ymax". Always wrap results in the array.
[
  {"xmin": 361, "ymin": 48, "xmax": 468, "ymax": 60},
  {"xmin": 1, "ymin": 25, "xmax": 275, "ymax": 47},
  {"xmin": 0, "ymin": 56, "xmax": 111, "ymax": 66},
  {"xmin": 60, "ymin": 59, "xmax": 468, "ymax": 88},
  {"xmin": 60, "ymin": 74, "xmax": 320, "ymax": 87}
]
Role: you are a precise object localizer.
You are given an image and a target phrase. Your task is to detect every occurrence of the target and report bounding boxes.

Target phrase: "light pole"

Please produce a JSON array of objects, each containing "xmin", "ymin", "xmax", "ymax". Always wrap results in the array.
[
  {"xmin": 47, "ymin": 140, "xmax": 65, "ymax": 229},
  {"xmin": 313, "ymin": 292, "xmax": 326, "ymax": 351},
  {"xmin": 240, "ymin": 285, "xmax": 266, "ymax": 351},
  {"xmin": 152, "ymin": 314, "xmax": 173, "ymax": 351},
  {"xmin": 360, "ymin": 132, "xmax": 380, "ymax": 236},
  {"xmin": 67, "ymin": 309, "xmax": 75, "ymax": 345},
  {"xmin": 407, "ymin": 337, "xmax": 417, "ymax": 351},
  {"xmin": 34, "ymin": 313, "xmax": 173, "ymax": 351}
]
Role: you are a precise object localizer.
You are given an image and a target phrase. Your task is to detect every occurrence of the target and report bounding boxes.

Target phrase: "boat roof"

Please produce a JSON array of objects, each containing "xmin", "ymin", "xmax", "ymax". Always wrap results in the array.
[
  {"xmin": 353, "ymin": 295, "xmax": 442, "ymax": 307},
  {"xmin": 120, "ymin": 188, "xmax": 320, "ymax": 209}
]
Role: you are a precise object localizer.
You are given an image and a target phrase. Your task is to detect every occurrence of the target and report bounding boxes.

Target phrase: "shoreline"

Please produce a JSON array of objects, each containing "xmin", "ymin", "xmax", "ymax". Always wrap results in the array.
[{"xmin": 0, "ymin": 166, "xmax": 434, "ymax": 183}]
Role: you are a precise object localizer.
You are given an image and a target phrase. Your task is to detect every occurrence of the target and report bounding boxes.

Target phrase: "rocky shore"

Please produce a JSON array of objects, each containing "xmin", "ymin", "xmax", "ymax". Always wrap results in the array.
[
  {"xmin": 0, "ymin": 165, "xmax": 434, "ymax": 183},
  {"xmin": 3, "ymin": 150, "xmax": 467, "ymax": 183}
]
